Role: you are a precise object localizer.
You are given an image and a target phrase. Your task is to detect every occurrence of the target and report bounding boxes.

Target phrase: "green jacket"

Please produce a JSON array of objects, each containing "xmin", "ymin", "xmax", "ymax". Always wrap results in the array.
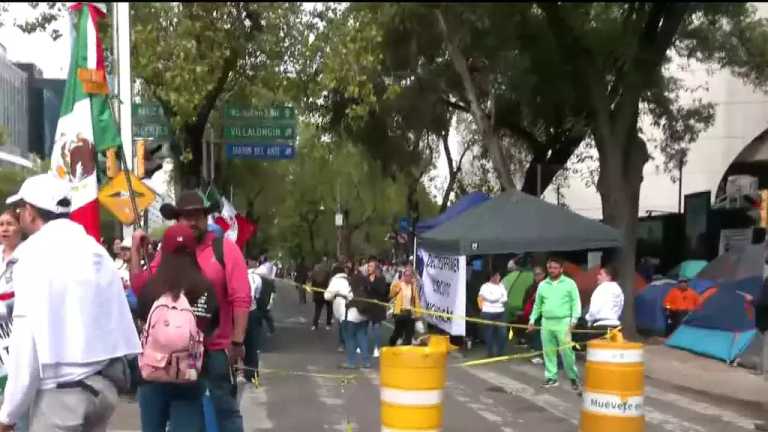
[{"xmin": 529, "ymin": 275, "xmax": 581, "ymax": 325}]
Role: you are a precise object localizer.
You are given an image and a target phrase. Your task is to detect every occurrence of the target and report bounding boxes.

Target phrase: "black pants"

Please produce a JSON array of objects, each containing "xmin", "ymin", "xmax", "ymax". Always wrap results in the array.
[
  {"xmin": 666, "ymin": 310, "xmax": 689, "ymax": 336},
  {"xmin": 262, "ymin": 310, "xmax": 275, "ymax": 334},
  {"xmin": 244, "ymin": 310, "xmax": 262, "ymax": 380},
  {"xmin": 389, "ymin": 314, "xmax": 415, "ymax": 346},
  {"xmin": 296, "ymin": 283, "xmax": 307, "ymax": 304},
  {"xmin": 313, "ymin": 300, "xmax": 333, "ymax": 327}
]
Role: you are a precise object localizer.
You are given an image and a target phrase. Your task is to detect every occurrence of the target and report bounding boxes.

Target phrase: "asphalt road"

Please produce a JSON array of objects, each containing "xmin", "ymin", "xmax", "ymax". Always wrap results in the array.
[{"xmin": 110, "ymin": 279, "xmax": 762, "ymax": 432}]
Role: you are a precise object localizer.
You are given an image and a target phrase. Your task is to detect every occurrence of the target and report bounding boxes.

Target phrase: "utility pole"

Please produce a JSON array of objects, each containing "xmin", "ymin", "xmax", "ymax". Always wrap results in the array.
[{"xmin": 678, "ymin": 154, "xmax": 684, "ymax": 214}]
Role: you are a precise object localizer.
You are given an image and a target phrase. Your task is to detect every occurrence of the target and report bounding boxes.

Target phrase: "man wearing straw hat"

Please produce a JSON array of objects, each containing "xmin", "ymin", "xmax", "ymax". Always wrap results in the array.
[{"xmin": 130, "ymin": 190, "xmax": 251, "ymax": 432}]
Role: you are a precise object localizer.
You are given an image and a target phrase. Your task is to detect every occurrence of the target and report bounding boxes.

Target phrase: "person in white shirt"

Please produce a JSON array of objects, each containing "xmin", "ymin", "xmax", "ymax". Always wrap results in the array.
[
  {"xmin": 585, "ymin": 265, "xmax": 625, "ymax": 328},
  {"xmin": 324, "ymin": 265, "xmax": 371, "ymax": 369},
  {"xmin": 478, "ymin": 271, "xmax": 509, "ymax": 358},
  {"xmin": 0, "ymin": 174, "xmax": 141, "ymax": 432}
]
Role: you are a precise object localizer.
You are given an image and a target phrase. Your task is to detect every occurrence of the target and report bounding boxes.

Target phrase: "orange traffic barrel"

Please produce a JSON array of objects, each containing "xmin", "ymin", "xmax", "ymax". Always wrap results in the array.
[
  {"xmin": 380, "ymin": 335, "xmax": 453, "ymax": 432},
  {"xmin": 579, "ymin": 330, "xmax": 644, "ymax": 432}
]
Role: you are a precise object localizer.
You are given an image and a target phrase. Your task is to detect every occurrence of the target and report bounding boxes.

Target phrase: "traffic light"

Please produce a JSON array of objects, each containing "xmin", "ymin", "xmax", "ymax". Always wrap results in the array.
[
  {"xmin": 105, "ymin": 148, "xmax": 119, "ymax": 178},
  {"xmin": 134, "ymin": 139, "xmax": 164, "ymax": 178}
]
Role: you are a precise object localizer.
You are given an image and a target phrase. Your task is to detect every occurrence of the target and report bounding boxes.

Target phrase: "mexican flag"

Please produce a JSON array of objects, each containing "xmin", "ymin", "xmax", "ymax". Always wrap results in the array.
[
  {"xmin": 50, "ymin": 3, "xmax": 121, "ymax": 241},
  {"xmin": 204, "ymin": 188, "xmax": 257, "ymax": 251}
]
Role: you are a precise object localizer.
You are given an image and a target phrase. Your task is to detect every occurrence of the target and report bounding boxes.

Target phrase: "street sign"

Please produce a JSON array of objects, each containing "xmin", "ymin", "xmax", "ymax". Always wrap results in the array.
[
  {"xmin": 223, "ymin": 105, "xmax": 296, "ymax": 122},
  {"xmin": 98, "ymin": 171, "xmax": 157, "ymax": 225},
  {"xmin": 226, "ymin": 143, "xmax": 296, "ymax": 160},
  {"xmin": 132, "ymin": 103, "xmax": 171, "ymax": 139},
  {"xmin": 398, "ymin": 217, "xmax": 412, "ymax": 233},
  {"xmin": 223, "ymin": 125, "xmax": 295, "ymax": 141}
]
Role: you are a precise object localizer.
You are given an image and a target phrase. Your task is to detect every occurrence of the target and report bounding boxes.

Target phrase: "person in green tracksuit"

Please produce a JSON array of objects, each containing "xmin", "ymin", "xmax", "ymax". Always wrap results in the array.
[{"xmin": 527, "ymin": 257, "xmax": 582, "ymax": 392}]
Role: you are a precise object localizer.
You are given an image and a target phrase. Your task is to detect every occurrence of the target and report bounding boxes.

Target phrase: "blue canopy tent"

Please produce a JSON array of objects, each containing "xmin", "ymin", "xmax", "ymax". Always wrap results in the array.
[
  {"xmin": 415, "ymin": 192, "xmax": 491, "ymax": 235},
  {"xmin": 666, "ymin": 277, "xmax": 762, "ymax": 363}
]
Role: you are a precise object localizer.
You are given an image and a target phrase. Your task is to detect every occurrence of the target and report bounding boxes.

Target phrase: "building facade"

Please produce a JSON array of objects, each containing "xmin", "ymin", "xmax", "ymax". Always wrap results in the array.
[{"xmin": 0, "ymin": 43, "xmax": 28, "ymax": 156}]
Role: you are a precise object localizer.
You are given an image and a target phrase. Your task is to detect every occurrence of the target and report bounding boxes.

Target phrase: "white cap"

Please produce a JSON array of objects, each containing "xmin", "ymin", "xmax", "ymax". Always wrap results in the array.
[
  {"xmin": 6, "ymin": 174, "xmax": 72, "ymax": 214},
  {"xmin": 120, "ymin": 237, "xmax": 132, "ymax": 249}
]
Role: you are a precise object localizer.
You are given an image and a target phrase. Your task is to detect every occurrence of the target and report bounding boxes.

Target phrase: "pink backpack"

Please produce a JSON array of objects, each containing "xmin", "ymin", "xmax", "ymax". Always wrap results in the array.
[{"xmin": 139, "ymin": 292, "xmax": 204, "ymax": 383}]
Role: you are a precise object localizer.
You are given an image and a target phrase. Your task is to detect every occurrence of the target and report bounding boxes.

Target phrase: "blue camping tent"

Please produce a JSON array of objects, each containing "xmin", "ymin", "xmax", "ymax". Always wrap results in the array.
[
  {"xmin": 635, "ymin": 280, "xmax": 677, "ymax": 335},
  {"xmin": 415, "ymin": 192, "xmax": 491, "ymax": 235},
  {"xmin": 636, "ymin": 278, "xmax": 717, "ymax": 335},
  {"xmin": 666, "ymin": 277, "xmax": 762, "ymax": 363}
]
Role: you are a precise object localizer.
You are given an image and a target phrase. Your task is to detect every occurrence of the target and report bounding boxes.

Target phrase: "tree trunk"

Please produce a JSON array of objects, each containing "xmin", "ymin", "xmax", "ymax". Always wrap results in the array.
[
  {"xmin": 178, "ymin": 122, "xmax": 206, "ymax": 189},
  {"xmin": 597, "ymin": 134, "xmax": 648, "ymax": 339}
]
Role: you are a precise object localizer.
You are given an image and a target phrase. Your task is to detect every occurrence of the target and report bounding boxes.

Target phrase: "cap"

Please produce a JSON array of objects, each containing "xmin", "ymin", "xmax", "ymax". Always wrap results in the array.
[
  {"xmin": 120, "ymin": 237, "xmax": 132, "ymax": 249},
  {"xmin": 161, "ymin": 224, "xmax": 198, "ymax": 254},
  {"xmin": 6, "ymin": 174, "xmax": 71, "ymax": 214}
]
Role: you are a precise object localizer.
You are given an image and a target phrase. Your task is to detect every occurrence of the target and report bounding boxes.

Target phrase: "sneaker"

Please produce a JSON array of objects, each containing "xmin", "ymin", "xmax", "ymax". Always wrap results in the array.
[
  {"xmin": 541, "ymin": 379, "xmax": 558, "ymax": 388},
  {"xmin": 337, "ymin": 345, "xmax": 345, "ymax": 352},
  {"xmin": 338, "ymin": 363, "xmax": 358, "ymax": 370},
  {"xmin": 571, "ymin": 379, "xmax": 582, "ymax": 394},
  {"xmin": 531, "ymin": 357, "xmax": 543, "ymax": 365},
  {"xmin": 325, "ymin": 325, "xmax": 332, "ymax": 331},
  {"xmin": 311, "ymin": 325, "xmax": 318, "ymax": 331},
  {"xmin": 373, "ymin": 347, "xmax": 380, "ymax": 358},
  {"xmin": 356, "ymin": 347, "xmax": 361, "ymax": 354}
]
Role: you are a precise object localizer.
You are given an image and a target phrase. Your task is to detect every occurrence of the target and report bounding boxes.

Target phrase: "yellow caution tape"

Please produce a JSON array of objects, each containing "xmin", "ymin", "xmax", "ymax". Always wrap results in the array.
[{"xmin": 301, "ymin": 284, "xmax": 608, "ymax": 334}]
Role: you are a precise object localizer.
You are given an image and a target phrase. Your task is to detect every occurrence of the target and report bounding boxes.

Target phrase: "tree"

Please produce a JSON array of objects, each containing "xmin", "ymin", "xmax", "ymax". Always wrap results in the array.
[
  {"xmin": 535, "ymin": 3, "xmax": 768, "ymax": 333},
  {"xmin": 131, "ymin": 2, "xmax": 306, "ymax": 185}
]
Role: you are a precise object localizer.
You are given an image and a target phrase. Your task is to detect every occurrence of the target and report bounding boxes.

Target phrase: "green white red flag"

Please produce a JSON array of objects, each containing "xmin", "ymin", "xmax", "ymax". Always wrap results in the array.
[{"xmin": 50, "ymin": 3, "xmax": 121, "ymax": 241}]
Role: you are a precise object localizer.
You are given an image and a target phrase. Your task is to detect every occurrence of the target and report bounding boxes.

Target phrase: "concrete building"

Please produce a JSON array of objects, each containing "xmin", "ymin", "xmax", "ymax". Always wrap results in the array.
[{"xmin": 0, "ymin": 43, "xmax": 29, "ymax": 156}]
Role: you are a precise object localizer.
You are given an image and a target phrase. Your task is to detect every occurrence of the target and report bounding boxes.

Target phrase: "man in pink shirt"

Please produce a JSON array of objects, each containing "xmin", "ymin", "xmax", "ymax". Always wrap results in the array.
[{"xmin": 130, "ymin": 190, "xmax": 250, "ymax": 432}]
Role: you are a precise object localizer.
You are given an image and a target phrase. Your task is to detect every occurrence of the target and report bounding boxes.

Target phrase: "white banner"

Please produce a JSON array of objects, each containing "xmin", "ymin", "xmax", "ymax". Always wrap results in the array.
[{"xmin": 417, "ymin": 248, "xmax": 466, "ymax": 336}]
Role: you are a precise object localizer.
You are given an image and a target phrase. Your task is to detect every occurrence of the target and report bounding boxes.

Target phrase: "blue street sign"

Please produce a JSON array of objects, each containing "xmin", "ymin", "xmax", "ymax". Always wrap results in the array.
[
  {"xmin": 226, "ymin": 143, "xmax": 296, "ymax": 160},
  {"xmin": 398, "ymin": 216, "xmax": 412, "ymax": 233}
]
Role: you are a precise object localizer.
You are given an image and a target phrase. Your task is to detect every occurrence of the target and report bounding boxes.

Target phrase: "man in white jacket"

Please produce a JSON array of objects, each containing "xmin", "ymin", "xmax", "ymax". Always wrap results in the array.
[
  {"xmin": 585, "ymin": 265, "xmax": 624, "ymax": 328},
  {"xmin": 324, "ymin": 265, "xmax": 371, "ymax": 369},
  {"xmin": 0, "ymin": 174, "xmax": 141, "ymax": 432}
]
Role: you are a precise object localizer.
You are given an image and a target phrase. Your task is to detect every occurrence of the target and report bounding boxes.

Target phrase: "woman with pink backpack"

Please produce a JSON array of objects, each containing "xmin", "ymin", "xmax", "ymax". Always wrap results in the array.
[{"xmin": 135, "ymin": 224, "xmax": 219, "ymax": 432}]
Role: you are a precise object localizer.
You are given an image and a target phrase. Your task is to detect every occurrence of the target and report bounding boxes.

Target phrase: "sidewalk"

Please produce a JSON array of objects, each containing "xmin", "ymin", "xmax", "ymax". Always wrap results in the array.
[{"xmin": 644, "ymin": 343, "xmax": 768, "ymax": 406}]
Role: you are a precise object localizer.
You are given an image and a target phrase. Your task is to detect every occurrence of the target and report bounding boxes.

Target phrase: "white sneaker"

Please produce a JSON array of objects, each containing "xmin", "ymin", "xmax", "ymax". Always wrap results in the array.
[
  {"xmin": 531, "ymin": 357, "xmax": 543, "ymax": 365},
  {"xmin": 373, "ymin": 348, "xmax": 380, "ymax": 358},
  {"xmin": 356, "ymin": 347, "xmax": 361, "ymax": 354}
]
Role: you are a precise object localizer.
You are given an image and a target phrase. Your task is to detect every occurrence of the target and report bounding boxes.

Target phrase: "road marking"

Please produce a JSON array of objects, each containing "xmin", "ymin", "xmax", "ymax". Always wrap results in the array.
[
  {"xmin": 307, "ymin": 365, "xmax": 359, "ymax": 431},
  {"xmin": 241, "ymin": 385, "xmax": 274, "ymax": 430},
  {"xmin": 506, "ymin": 362, "xmax": 708, "ymax": 432},
  {"xmin": 463, "ymin": 366, "xmax": 577, "ymax": 425},
  {"xmin": 644, "ymin": 385, "xmax": 757, "ymax": 430},
  {"xmin": 446, "ymin": 379, "xmax": 518, "ymax": 432}
]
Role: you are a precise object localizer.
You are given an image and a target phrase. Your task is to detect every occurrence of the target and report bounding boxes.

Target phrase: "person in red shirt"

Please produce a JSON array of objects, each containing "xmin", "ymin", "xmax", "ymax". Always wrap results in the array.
[
  {"xmin": 663, "ymin": 278, "xmax": 701, "ymax": 335},
  {"xmin": 522, "ymin": 266, "xmax": 546, "ymax": 363},
  {"xmin": 130, "ymin": 191, "xmax": 251, "ymax": 432}
]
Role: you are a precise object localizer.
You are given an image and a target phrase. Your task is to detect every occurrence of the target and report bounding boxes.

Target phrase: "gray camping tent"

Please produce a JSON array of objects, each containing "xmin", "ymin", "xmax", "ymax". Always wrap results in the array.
[{"xmin": 417, "ymin": 190, "xmax": 622, "ymax": 255}]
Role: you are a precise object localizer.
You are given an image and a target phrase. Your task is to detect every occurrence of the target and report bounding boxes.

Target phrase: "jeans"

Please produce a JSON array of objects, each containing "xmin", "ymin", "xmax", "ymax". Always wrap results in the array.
[
  {"xmin": 341, "ymin": 320, "xmax": 371, "ymax": 367},
  {"xmin": 138, "ymin": 382, "xmax": 204, "ymax": 432},
  {"xmin": 370, "ymin": 321, "xmax": 384, "ymax": 353},
  {"xmin": 481, "ymin": 312, "xmax": 507, "ymax": 357},
  {"xmin": 313, "ymin": 300, "xmax": 333, "ymax": 327},
  {"xmin": 389, "ymin": 314, "xmax": 415, "ymax": 346},
  {"xmin": 244, "ymin": 310, "xmax": 262, "ymax": 380},
  {"xmin": 202, "ymin": 350, "xmax": 243, "ymax": 432}
]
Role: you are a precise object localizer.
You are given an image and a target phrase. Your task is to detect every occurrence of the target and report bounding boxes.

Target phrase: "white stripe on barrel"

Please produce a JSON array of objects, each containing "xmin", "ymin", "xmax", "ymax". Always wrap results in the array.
[
  {"xmin": 586, "ymin": 348, "xmax": 643, "ymax": 364},
  {"xmin": 582, "ymin": 392, "xmax": 644, "ymax": 417},
  {"xmin": 380, "ymin": 387, "xmax": 443, "ymax": 406}
]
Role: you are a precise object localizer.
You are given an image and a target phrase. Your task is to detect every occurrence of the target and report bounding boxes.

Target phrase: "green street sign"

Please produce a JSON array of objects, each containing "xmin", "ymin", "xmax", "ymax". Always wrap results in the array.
[
  {"xmin": 223, "ymin": 125, "xmax": 296, "ymax": 141},
  {"xmin": 132, "ymin": 103, "xmax": 167, "ymax": 121},
  {"xmin": 223, "ymin": 105, "xmax": 296, "ymax": 122},
  {"xmin": 133, "ymin": 124, "xmax": 171, "ymax": 139}
]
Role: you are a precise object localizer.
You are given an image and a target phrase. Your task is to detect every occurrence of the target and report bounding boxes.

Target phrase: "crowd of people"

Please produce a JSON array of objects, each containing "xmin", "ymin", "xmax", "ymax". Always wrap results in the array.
[{"xmin": 297, "ymin": 256, "xmax": 422, "ymax": 369}]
